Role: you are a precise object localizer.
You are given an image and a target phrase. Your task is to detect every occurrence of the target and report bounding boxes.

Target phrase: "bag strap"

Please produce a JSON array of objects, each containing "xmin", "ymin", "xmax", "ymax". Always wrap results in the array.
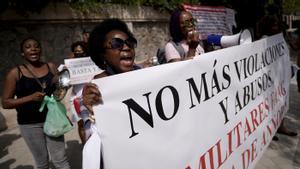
[
  {"xmin": 46, "ymin": 63, "xmax": 56, "ymax": 75},
  {"xmin": 23, "ymin": 64, "xmax": 46, "ymax": 92},
  {"xmin": 170, "ymin": 41, "xmax": 186, "ymax": 58},
  {"xmin": 16, "ymin": 65, "xmax": 22, "ymax": 81}
]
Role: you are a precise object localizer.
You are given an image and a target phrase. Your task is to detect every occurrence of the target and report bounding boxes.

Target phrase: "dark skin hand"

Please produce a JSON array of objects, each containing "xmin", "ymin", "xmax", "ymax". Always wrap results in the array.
[
  {"xmin": 82, "ymin": 83, "xmax": 102, "ymax": 114},
  {"xmin": 81, "ymin": 71, "xmax": 109, "ymax": 114},
  {"xmin": 186, "ymin": 30, "xmax": 200, "ymax": 58}
]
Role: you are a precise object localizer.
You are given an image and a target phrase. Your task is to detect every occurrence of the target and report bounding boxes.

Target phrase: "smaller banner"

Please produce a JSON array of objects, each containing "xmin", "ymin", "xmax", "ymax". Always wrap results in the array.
[
  {"xmin": 64, "ymin": 57, "xmax": 103, "ymax": 85},
  {"xmin": 183, "ymin": 4, "xmax": 236, "ymax": 39}
]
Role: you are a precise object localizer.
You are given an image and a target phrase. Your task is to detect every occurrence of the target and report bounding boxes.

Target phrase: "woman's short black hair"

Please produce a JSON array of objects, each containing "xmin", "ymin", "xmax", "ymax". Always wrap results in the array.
[
  {"xmin": 71, "ymin": 41, "xmax": 87, "ymax": 53},
  {"xmin": 20, "ymin": 37, "xmax": 40, "ymax": 52},
  {"xmin": 169, "ymin": 9, "xmax": 184, "ymax": 43},
  {"xmin": 88, "ymin": 18, "xmax": 135, "ymax": 69}
]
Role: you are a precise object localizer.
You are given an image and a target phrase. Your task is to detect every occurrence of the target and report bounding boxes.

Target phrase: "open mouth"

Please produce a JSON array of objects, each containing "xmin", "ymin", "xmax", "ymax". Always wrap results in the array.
[
  {"xmin": 186, "ymin": 27, "xmax": 195, "ymax": 33},
  {"xmin": 120, "ymin": 55, "xmax": 134, "ymax": 66},
  {"xmin": 29, "ymin": 53, "xmax": 39, "ymax": 58}
]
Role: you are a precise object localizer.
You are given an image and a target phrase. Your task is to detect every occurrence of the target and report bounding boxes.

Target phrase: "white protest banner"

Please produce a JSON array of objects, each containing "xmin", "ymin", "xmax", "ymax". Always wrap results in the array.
[
  {"xmin": 91, "ymin": 33, "xmax": 290, "ymax": 169},
  {"xmin": 182, "ymin": 4, "xmax": 236, "ymax": 39},
  {"xmin": 64, "ymin": 57, "xmax": 103, "ymax": 85}
]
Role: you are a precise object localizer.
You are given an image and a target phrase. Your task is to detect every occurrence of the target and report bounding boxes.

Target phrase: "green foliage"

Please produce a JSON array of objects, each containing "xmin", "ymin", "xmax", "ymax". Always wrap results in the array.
[
  {"xmin": 70, "ymin": 0, "xmax": 201, "ymax": 12},
  {"xmin": 282, "ymin": 0, "xmax": 300, "ymax": 14},
  {"xmin": 70, "ymin": 0, "xmax": 103, "ymax": 13},
  {"xmin": 7, "ymin": 0, "xmax": 298, "ymax": 16},
  {"xmin": 0, "ymin": 0, "xmax": 50, "ymax": 14},
  {"xmin": 1, "ymin": 0, "xmax": 241, "ymax": 14}
]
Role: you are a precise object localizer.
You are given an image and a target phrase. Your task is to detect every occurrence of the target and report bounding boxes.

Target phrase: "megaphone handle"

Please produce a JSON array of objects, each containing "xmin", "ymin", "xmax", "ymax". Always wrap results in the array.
[{"xmin": 187, "ymin": 31, "xmax": 200, "ymax": 49}]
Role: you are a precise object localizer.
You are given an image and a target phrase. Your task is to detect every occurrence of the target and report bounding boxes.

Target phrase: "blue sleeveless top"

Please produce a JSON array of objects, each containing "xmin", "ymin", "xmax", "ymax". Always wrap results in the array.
[{"xmin": 15, "ymin": 64, "xmax": 55, "ymax": 124}]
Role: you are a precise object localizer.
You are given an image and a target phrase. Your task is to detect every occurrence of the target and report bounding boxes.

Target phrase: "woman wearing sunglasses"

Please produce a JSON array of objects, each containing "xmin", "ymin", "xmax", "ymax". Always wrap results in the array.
[
  {"xmin": 89, "ymin": 19, "xmax": 139, "ymax": 75},
  {"xmin": 77, "ymin": 18, "xmax": 140, "ymax": 169},
  {"xmin": 165, "ymin": 9, "xmax": 205, "ymax": 63},
  {"xmin": 77, "ymin": 18, "xmax": 140, "ymax": 138}
]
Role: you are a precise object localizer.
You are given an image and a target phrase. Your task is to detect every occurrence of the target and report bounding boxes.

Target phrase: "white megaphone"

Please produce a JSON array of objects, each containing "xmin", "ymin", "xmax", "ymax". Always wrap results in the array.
[{"xmin": 206, "ymin": 29, "xmax": 253, "ymax": 48}]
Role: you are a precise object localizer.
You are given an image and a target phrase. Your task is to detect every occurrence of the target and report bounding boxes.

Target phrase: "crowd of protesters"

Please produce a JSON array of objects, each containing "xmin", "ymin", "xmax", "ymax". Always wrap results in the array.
[{"xmin": 2, "ymin": 5, "xmax": 299, "ymax": 169}]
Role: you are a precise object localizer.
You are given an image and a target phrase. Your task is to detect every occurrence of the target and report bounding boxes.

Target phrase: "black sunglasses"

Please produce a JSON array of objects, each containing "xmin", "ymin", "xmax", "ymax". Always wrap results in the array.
[
  {"xmin": 181, "ymin": 18, "xmax": 197, "ymax": 28},
  {"xmin": 106, "ymin": 37, "xmax": 137, "ymax": 50}
]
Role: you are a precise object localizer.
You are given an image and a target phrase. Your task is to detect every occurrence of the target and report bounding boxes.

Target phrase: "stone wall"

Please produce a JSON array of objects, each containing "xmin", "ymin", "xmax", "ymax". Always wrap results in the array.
[{"xmin": 0, "ymin": 3, "xmax": 170, "ymax": 95}]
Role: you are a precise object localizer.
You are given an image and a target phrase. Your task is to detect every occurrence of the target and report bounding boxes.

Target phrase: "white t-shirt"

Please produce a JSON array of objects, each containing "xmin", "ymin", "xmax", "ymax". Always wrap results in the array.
[{"xmin": 165, "ymin": 40, "xmax": 204, "ymax": 62}]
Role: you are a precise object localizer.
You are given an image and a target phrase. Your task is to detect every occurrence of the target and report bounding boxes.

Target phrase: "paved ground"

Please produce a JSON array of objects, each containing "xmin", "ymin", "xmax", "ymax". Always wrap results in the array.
[
  {"xmin": 0, "ymin": 74, "xmax": 299, "ymax": 169},
  {"xmin": 0, "ymin": 125, "xmax": 83, "ymax": 169}
]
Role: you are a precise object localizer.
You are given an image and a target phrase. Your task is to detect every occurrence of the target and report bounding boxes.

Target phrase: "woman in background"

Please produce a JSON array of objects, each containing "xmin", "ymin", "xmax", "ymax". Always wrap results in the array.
[
  {"xmin": 69, "ymin": 41, "xmax": 88, "ymax": 59},
  {"xmin": 165, "ymin": 9, "xmax": 205, "ymax": 63},
  {"xmin": 2, "ymin": 37, "xmax": 70, "ymax": 169}
]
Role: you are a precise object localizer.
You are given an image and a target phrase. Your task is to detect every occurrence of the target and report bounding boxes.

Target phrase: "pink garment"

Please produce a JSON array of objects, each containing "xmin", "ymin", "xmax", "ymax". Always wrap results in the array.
[{"xmin": 165, "ymin": 40, "xmax": 204, "ymax": 62}]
